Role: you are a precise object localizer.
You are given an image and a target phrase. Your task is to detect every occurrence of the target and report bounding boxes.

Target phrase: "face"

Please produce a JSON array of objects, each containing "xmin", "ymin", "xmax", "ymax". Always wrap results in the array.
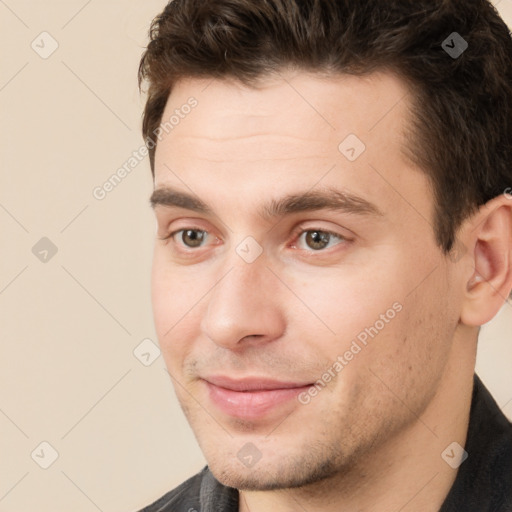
[{"xmin": 150, "ymin": 71, "xmax": 460, "ymax": 491}]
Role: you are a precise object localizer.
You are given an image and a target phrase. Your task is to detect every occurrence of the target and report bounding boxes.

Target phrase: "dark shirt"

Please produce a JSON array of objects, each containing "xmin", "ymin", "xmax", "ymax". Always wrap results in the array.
[{"xmin": 138, "ymin": 374, "xmax": 512, "ymax": 512}]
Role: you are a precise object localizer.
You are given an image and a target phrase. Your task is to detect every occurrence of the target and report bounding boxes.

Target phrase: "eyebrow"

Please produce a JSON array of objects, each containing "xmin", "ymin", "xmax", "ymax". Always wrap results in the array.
[{"xmin": 150, "ymin": 186, "xmax": 383, "ymax": 220}]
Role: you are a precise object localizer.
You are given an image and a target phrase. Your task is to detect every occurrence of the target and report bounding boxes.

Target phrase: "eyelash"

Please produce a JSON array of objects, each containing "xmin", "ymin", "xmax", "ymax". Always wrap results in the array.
[{"xmin": 159, "ymin": 226, "xmax": 348, "ymax": 254}]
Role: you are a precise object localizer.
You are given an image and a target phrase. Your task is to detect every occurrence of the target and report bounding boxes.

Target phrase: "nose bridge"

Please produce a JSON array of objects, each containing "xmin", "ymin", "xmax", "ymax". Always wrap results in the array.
[
  {"xmin": 222, "ymin": 259, "xmax": 266, "ymax": 306},
  {"xmin": 201, "ymin": 252, "xmax": 284, "ymax": 348}
]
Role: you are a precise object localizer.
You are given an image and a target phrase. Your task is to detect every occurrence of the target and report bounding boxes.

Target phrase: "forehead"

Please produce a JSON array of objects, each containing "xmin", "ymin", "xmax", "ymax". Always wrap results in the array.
[
  {"xmin": 163, "ymin": 70, "xmax": 409, "ymax": 130},
  {"xmin": 154, "ymin": 70, "xmax": 413, "ymax": 169},
  {"xmin": 152, "ymin": 70, "xmax": 432, "ymax": 228}
]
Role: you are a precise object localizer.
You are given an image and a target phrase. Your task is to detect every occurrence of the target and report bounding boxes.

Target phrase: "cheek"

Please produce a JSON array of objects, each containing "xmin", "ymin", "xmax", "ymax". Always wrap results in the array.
[
  {"xmin": 151, "ymin": 251, "xmax": 205, "ymax": 364},
  {"xmin": 151, "ymin": 249, "xmax": 202, "ymax": 325},
  {"xmin": 280, "ymin": 255, "xmax": 435, "ymax": 392},
  {"xmin": 151, "ymin": 251, "xmax": 172, "ymax": 335},
  {"xmin": 283, "ymin": 263, "xmax": 404, "ymax": 346},
  {"xmin": 360, "ymin": 276, "xmax": 455, "ymax": 405}
]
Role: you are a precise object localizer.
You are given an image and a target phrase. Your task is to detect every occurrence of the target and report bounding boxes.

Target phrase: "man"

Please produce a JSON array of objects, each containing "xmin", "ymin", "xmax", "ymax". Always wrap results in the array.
[{"xmin": 136, "ymin": 0, "xmax": 512, "ymax": 510}]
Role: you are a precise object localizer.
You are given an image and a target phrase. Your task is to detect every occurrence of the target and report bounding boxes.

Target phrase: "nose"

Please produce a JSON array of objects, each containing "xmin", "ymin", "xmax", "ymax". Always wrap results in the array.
[{"xmin": 200, "ymin": 259, "xmax": 286, "ymax": 350}]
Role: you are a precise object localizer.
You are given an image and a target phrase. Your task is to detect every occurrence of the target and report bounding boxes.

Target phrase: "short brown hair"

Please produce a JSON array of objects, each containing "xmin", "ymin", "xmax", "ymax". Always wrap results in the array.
[{"xmin": 138, "ymin": 0, "xmax": 512, "ymax": 252}]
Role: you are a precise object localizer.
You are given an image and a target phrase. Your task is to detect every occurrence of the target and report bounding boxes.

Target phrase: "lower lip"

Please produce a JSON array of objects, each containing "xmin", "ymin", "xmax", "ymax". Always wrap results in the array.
[{"xmin": 205, "ymin": 381, "xmax": 312, "ymax": 420}]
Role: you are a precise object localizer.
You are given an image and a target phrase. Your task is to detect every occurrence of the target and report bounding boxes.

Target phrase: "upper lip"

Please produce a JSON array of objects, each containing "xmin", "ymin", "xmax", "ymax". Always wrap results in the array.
[{"xmin": 203, "ymin": 375, "xmax": 313, "ymax": 391}]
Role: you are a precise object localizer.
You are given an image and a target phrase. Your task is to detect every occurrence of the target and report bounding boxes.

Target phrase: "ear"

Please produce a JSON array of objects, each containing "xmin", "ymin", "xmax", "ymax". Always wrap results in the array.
[{"xmin": 459, "ymin": 194, "xmax": 512, "ymax": 326}]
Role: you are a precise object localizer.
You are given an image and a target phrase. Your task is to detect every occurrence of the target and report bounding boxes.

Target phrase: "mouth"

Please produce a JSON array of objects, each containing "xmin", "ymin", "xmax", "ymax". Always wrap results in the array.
[{"xmin": 202, "ymin": 375, "xmax": 314, "ymax": 420}]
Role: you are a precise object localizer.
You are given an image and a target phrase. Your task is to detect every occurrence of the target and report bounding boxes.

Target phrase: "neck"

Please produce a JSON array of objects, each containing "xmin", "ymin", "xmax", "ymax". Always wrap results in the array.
[{"xmin": 239, "ymin": 338, "xmax": 476, "ymax": 512}]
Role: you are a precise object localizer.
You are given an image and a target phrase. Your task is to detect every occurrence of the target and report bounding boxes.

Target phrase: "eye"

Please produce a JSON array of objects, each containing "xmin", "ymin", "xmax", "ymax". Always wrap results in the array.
[
  {"xmin": 294, "ymin": 229, "xmax": 346, "ymax": 251},
  {"xmin": 160, "ymin": 226, "xmax": 348, "ymax": 255},
  {"xmin": 162, "ymin": 228, "xmax": 210, "ymax": 248}
]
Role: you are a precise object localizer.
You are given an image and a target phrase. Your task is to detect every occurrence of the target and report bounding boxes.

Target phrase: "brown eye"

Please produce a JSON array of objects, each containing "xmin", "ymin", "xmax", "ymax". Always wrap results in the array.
[
  {"xmin": 180, "ymin": 229, "xmax": 206, "ymax": 247},
  {"xmin": 292, "ymin": 227, "xmax": 347, "ymax": 252},
  {"xmin": 304, "ymin": 230, "xmax": 332, "ymax": 250}
]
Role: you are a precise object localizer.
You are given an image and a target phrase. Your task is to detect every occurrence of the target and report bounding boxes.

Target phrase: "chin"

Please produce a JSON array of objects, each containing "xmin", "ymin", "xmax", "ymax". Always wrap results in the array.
[{"xmin": 207, "ymin": 446, "xmax": 344, "ymax": 492}]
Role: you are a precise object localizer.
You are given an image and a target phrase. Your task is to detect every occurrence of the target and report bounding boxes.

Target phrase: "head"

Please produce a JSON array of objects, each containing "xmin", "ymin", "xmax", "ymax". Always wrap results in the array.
[{"xmin": 140, "ymin": 0, "xmax": 512, "ymax": 492}]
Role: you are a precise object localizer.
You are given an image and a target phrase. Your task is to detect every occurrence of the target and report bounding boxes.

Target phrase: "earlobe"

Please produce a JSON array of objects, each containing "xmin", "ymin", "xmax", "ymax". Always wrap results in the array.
[{"xmin": 460, "ymin": 197, "xmax": 512, "ymax": 327}]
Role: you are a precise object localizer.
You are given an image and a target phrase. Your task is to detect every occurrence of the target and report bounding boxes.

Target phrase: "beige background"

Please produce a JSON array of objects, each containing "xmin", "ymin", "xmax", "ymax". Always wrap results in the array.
[{"xmin": 0, "ymin": 1, "xmax": 511, "ymax": 511}]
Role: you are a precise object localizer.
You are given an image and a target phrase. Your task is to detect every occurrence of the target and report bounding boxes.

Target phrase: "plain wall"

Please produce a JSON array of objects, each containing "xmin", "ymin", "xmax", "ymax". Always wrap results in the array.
[{"xmin": 1, "ymin": 1, "xmax": 511, "ymax": 510}]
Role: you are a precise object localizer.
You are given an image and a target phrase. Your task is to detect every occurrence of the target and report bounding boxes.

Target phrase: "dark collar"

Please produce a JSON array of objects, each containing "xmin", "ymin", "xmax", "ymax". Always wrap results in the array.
[{"xmin": 439, "ymin": 374, "xmax": 512, "ymax": 511}]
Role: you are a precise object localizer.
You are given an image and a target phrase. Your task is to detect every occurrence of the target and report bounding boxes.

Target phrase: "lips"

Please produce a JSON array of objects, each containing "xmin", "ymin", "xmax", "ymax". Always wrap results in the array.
[{"xmin": 202, "ymin": 375, "xmax": 313, "ymax": 420}]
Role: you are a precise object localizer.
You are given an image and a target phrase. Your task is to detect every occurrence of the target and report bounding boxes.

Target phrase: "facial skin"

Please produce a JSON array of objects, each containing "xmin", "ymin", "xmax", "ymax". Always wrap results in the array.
[{"xmin": 150, "ymin": 71, "xmax": 512, "ymax": 511}]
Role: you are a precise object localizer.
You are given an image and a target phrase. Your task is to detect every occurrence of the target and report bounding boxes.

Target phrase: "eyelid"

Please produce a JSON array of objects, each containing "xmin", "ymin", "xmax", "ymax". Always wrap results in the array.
[
  {"xmin": 157, "ymin": 218, "xmax": 214, "ymax": 242},
  {"xmin": 290, "ymin": 222, "xmax": 352, "ymax": 241}
]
